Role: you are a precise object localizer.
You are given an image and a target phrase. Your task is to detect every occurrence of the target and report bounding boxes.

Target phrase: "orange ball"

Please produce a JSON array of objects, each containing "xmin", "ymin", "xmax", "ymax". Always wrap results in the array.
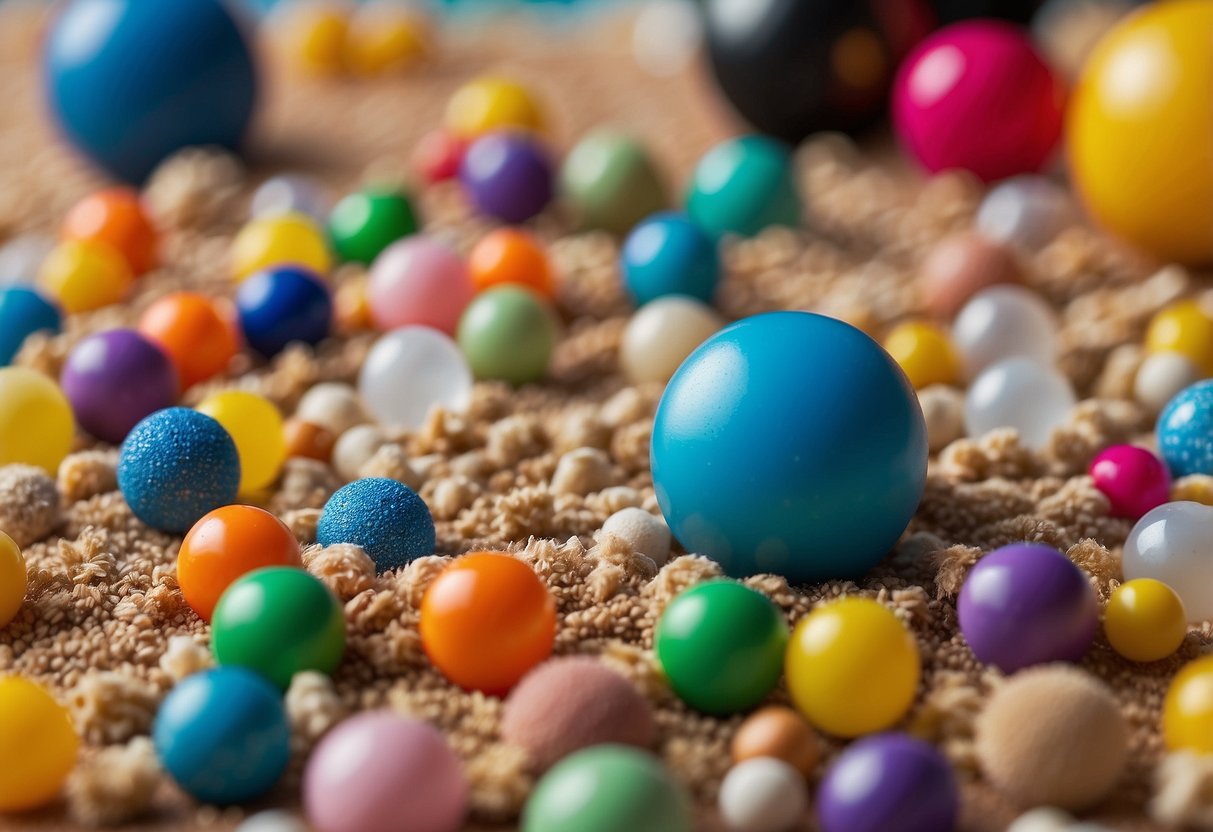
[
  {"xmin": 284, "ymin": 418, "xmax": 336, "ymax": 462},
  {"xmin": 468, "ymin": 229, "xmax": 556, "ymax": 297},
  {"xmin": 138, "ymin": 293, "xmax": 240, "ymax": 390},
  {"xmin": 61, "ymin": 188, "xmax": 158, "ymax": 275},
  {"xmin": 420, "ymin": 551, "xmax": 556, "ymax": 695},
  {"xmin": 176, "ymin": 505, "xmax": 303, "ymax": 622},
  {"xmin": 335, "ymin": 275, "xmax": 373, "ymax": 332}
]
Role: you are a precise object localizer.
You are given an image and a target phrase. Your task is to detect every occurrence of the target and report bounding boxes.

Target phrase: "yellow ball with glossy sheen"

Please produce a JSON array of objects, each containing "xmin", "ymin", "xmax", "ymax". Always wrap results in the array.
[
  {"xmin": 445, "ymin": 77, "xmax": 543, "ymax": 139},
  {"xmin": 1144, "ymin": 300, "xmax": 1213, "ymax": 377},
  {"xmin": 1105, "ymin": 578, "xmax": 1187, "ymax": 663},
  {"xmin": 1165, "ymin": 655, "xmax": 1213, "ymax": 753},
  {"xmin": 883, "ymin": 320, "xmax": 961, "ymax": 389},
  {"xmin": 0, "ymin": 676, "xmax": 79, "ymax": 812},
  {"xmin": 0, "ymin": 532, "xmax": 25, "ymax": 629},
  {"xmin": 230, "ymin": 214, "xmax": 332, "ymax": 282},
  {"xmin": 197, "ymin": 391, "xmax": 287, "ymax": 494},
  {"xmin": 38, "ymin": 240, "xmax": 133, "ymax": 314},
  {"xmin": 0, "ymin": 367, "xmax": 75, "ymax": 473}
]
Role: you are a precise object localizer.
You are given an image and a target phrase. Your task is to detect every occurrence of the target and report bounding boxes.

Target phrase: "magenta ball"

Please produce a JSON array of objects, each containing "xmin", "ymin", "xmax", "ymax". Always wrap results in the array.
[
  {"xmin": 367, "ymin": 237, "xmax": 474, "ymax": 334},
  {"xmin": 303, "ymin": 711, "xmax": 468, "ymax": 832},
  {"xmin": 459, "ymin": 132, "xmax": 554, "ymax": 223},
  {"xmin": 891, "ymin": 20, "xmax": 1064, "ymax": 183},
  {"xmin": 1088, "ymin": 445, "xmax": 1171, "ymax": 521}
]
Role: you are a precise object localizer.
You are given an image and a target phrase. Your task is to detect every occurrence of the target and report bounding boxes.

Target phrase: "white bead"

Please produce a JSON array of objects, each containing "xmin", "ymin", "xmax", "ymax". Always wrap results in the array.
[
  {"xmin": 718, "ymin": 757, "xmax": 807, "ymax": 832},
  {"xmin": 0, "ymin": 233, "xmax": 55, "ymax": 288},
  {"xmin": 235, "ymin": 810, "xmax": 309, "ymax": 832},
  {"xmin": 602, "ymin": 507, "xmax": 672, "ymax": 565},
  {"xmin": 1006, "ymin": 807, "xmax": 1074, "ymax": 832},
  {"xmin": 250, "ymin": 174, "xmax": 329, "ymax": 222},
  {"xmin": 358, "ymin": 327, "xmax": 473, "ymax": 430},
  {"xmin": 952, "ymin": 285, "xmax": 1059, "ymax": 378},
  {"xmin": 965, "ymin": 357, "xmax": 1076, "ymax": 449},
  {"xmin": 1135, "ymin": 351, "xmax": 1203, "ymax": 415},
  {"xmin": 297, "ymin": 382, "xmax": 369, "ymax": 436},
  {"xmin": 976, "ymin": 176, "xmax": 1073, "ymax": 250},
  {"xmin": 1124, "ymin": 501, "xmax": 1212, "ymax": 622},
  {"xmin": 620, "ymin": 296, "xmax": 724, "ymax": 384},
  {"xmin": 332, "ymin": 424, "xmax": 387, "ymax": 482}
]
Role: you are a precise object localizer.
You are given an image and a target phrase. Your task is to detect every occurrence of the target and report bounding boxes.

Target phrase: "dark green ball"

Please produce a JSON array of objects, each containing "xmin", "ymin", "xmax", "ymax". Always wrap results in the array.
[{"xmin": 328, "ymin": 187, "xmax": 418, "ymax": 265}]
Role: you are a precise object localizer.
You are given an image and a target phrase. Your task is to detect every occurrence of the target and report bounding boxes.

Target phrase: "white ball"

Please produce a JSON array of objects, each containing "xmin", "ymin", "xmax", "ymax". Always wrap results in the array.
[
  {"xmin": 332, "ymin": 424, "xmax": 388, "ymax": 482},
  {"xmin": 1006, "ymin": 807, "xmax": 1074, "ymax": 832},
  {"xmin": 632, "ymin": 0, "xmax": 703, "ymax": 78},
  {"xmin": 602, "ymin": 507, "xmax": 672, "ymax": 565},
  {"xmin": 718, "ymin": 757, "xmax": 807, "ymax": 832},
  {"xmin": 250, "ymin": 174, "xmax": 329, "ymax": 222},
  {"xmin": 1124, "ymin": 501, "xmax": 1211, "ymax": 622},
  {"xmin": 952, "ymin": 285, "xmax": 1059, "ymax": 378},
  {"xmin": 965, "ymin": 357, "xmax": 1076, "ymax": 449},
  {"xmin": 620, "ymin": 296, "xmax": 724, "ymax": 384},
  {"xmin": 235, "ymin": 810, "xmax": 309, "ymax": 832},
  {"xmin": 1135, "ymin": 351, "xmax": 1203, "ymax": 415},
  {"xmin": 297, "ymin": 382, "xmax": 369, "ymax": 436},
  {"xmin": 0, "ymin": 233, "xmax": 55, "ymax": 288},
  {"xmin": 976, "ymin": 175, "xmax": 1073, "ymax": 250},
  {"xmin": 358, "ymin": 327, "xmax": 473, "ymax": 429}
]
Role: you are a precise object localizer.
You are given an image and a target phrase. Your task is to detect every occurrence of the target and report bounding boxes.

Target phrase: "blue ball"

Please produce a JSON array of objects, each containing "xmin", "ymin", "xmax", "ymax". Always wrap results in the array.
[
  {"xmin": 236, "ymin": 266, "xmax": 333, "ymax": 358},
  {"xmin": 118, "ymin": 407, "xmax": 240, "ymax": 532},
  {"xmin": 44, "ymin": 0, "xmax": 258, "ymax": 183},
  {"xmin": 1158, "ymin": 379, "xmax": 1213, "ymax": 477},
  {"xmin": 650, "ymin": 312, "xmax": 927, "ymax": 583},
  {"xmin": 0, "ymin": 286, "xmax": 61, "ymax": 366},
  {"xmin": 620, "ymin": 213, "xmax": 720, "ymax": 306},
  {"xmin": 317, "ymin": 478, "xmax": 436, "ymax": 573},
  {"xmin": 153, "ymin": 667, "xmax": 290, "ymax": 805}
]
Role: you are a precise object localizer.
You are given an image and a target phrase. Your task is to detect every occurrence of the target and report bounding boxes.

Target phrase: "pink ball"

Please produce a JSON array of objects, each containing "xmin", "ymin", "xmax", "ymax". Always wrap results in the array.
[
  {"xmin": 891, "ymin": 20, "xmax": 1064, "ymax": 183},
  {"xmin": 303, "ymin": 712, "xmax": 468, "ymax": 832},
  {"xmin": 1088, "ymin": 445, "xmax": 1171, "ymax": 521},
  {"xmin": 368, "ymin": 237, "xmax": 474, "ymax": 334}
]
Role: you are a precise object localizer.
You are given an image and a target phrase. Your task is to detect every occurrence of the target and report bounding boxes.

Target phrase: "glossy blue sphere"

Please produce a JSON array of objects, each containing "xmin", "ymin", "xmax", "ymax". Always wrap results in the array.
[
  {"xmin": 317, "ymin": 477, "xmax": 437, "ymax": 573},
  {"xmin": 44, "ymin": 0, "xmax": 258, "ymax": 183},
  {"xmin": 153, "ymin": 667, "xmax": 290, "ymax": 805},
  {"xmin": 236, "ymin": 266, "xmax": 333, "ymax": 358},
  {"xmin": 620, "ymin": 212, "xmax": 720, "ymax": 306},
  {"xmin": 1158, "ymin": 379, "xmax": 1213, "ymax": 477},
  {"xmin": 650, "ymin": 312, "xmax": 927, "ymax": 583},
  {"xmin": 0, "ymin": 286, "xmax": 61, "ymax": 366}
]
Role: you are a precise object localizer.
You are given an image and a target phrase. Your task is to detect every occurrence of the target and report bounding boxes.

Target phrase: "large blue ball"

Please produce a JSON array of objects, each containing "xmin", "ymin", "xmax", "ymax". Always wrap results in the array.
[
  {"xmin": 651, "ymin": 312, "xmax": 927, "ymax": 583},
  {"xmin": 0, "ymin": 287, "xmax": 61, "ymax": 366},
  {"xmin": 44, "ymin": 0, "xmax": 259, "ymax": 183},
  {"xmin": 1158, "ymin": 379, "xmax": 1213, "ymax": 477},
  {"xmin": 236, "ymin": 266, "xmax": 333, "ymax": 358},
  {"xmin": 317, "ymin": 478, "xmax": 437, "ymax": 573},
  {"xmin": 620, "ymin": 212, "xmax": 720, "ymax": 307}
]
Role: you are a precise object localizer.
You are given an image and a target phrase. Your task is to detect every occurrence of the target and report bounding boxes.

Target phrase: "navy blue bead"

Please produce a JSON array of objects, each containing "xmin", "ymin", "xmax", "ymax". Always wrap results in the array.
[
  {"xmin": 1158, "ymin": 379, "xmax": 1213, "ymax": 477},
  {"xmin": 0, "ymin": 286, "xmax": 61, "ymax": 366},
  {"xmin": 118, "ymin": 408, "xmax": 240, "ymax": 533},
  {"xmin": 621, "ymin": 212, "xmax": 720, "ymax": 306},
  {"xmin": 44, "ymin": 0, "xmax": 259, "ymax": 183},
  {"xmin": 317, "ymin": 477, "xmax": 436, "ymax": 573},
  {"xmin": 236, "ymin": 266, "xmax": 333, "ymax": 358}
]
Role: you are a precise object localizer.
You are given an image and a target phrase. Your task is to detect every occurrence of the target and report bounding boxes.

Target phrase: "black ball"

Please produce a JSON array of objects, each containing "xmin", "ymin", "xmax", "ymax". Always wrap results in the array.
[{"xmin": 930, "ymin": 0, "xmax": 1045, "ymax": 24}]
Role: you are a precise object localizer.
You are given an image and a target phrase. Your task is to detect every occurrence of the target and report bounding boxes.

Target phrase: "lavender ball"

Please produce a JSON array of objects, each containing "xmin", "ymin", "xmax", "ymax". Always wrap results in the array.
[
  {"xmin": 459, "ymin": 132, "xmax": 554, "ymax": 223},
  {"xmin": 61, "ymin": 329, "xmax": 178, "ymax": 444}
]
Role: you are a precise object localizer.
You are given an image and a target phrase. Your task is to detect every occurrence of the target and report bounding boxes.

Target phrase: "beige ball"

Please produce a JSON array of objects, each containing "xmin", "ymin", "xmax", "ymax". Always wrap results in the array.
[
  {"xmin": 1135, "ymin": 351, "xmax": 1202, "ymax": 415},
  {"xmin": 602, "ymin": 507, "xmax": 671, "ymax": 565},
  {"xmin": 332, "ymin": 424, "xmax": 387, "ymax": 481},
  {"xmin": 976, "ymin": 666, "xmax": 1128, "ymax": 811},
  {"xmin": 918, "ymin": 384, "xmax": 965, "ymax": 453},
  {"xmin": 620, "ymin": 296, "xmax": 724, "ymax": 384},
  {"xmin": 297, "ymin": 383, "xmax": 370, "ymax": 436},
  {"xmin": 919, "ymin": 231, "xmax": 1023, "ymax": 319}
]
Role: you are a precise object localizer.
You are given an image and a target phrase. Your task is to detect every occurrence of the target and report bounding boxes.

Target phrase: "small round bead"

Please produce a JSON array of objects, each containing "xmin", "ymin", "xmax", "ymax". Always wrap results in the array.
[
  {"xmin": 1088, "ymin": 444, "xmax": 1171, "ymax": 520},
  {"xmin": 1135, "ymin": 351, "xmax": 1203, "ymax": 415},
  {"xmin": 0, "ymin": 366, "xmax": 75, "ymax": 473},
  {"xmin": 976, "ymin": 175, "xmax": 1073, "ymax": 250},
  {"xmin": 0, "ymin": 286, "xmax": 61, "ymax": 366},
  {"xmin": 0, "ymin": 676, "xmax": 78, "ymax": 812},
  {"xmin": 412, "ymin": 129, "xmax": 468, "ymax": 184},
  {"xmin": 38, "ymin": 239, "xmax": 133, "ymax": 313},
  {"xmin": 138, "ymin": 292, "xmax": 239, "ymax": 389},
  {"xmin": 328, "ymin": 186, "xmax": 418, "ymax": 266},
  {"xmin": 332, "ymin": 424, "xmax": 387, "ymax": 481},
  {"xmin": 284, "ymin": 418, "xmax": 336, "ymax": 462},
  {"xmin": 468, "ymin": 228, "xmax": 555, "ymax": 297},
  {"xmin": 457, "ymin": 286, "xmax": 558, "ymax": 386},
  {"xmin": 268, "ymin": 0, "xmax": 350, "ymax": 76},
  {"xmin": 251, "ymin": 173, "xmax": 330, "ymax": 222},
  {"xmin": 236, "ymin": 811, "xmax": 310, "ymax": 832},
  {"xmin": 919, "ymin": 231, "xmax": 1023, "ymax": 319},
  {"xmin": 0, "ymin": 531, "xmax": 25, "ymax": 628},
  {"xmin": 918, "ymin": 384, "xmax": 966, "ymax": 453},
  {"xmin": 296, "ymin": 382, "xmax": 369, "ymax": 436},
  {"xmin": 1105, "ymin": 578, "xmax": 1187, "ymax": 663},
  {"xmin": 601, "ymin": 507, "xmax": 671, "ymax": 566},
  {"xmin": 345, "ymin": 1, "xmax": 430, "ymax": 76},
  {"xmin": 883, "ymin": 320, "xmax": 961, "ymax": 389},
  {"xmin": 730, "ymin": 706, "xmax": 820, "ymax": 778},
  {"xmin": 236, "ymin": 266, "xmax": 333, "ymax": 358},
  {"xmin": 685, "ymin": 135, "xmax": 800, "ymax": 238},
  {"xmin": 965, "ymin": 357, "xmax": 1077, "ymax": 449},
  {"xmin": 1145, "ymin": 299, "xmax": 1213, "ymax": 376},
  {"xmin": 1165, "ymin": 655, "xmax": 1213, "ymax": 753},
  {"xmin": 951, "ymin": 285, "xmax": 1058, "ymax": 378},
  {"xmin": 560, "ymin": 132, "xmax": 668, "ymax": 236},
  {"xmin": 358, "ymin": 327, "xmax": 473, "ymax": 429},
  {"xmin": 61, "ymin": 187, "xmax": 158, "ymax": 274},
  {"xmin": 231, "ymin": 213, "xmax": 332, "ymax": 282},
  {"xmin": 718, "ymin": 757, "xmax": 808, "ymax": 832},
  {"xmin": 619, "ymin": 296, "xmax": 724, "ymax": 384},
  {"xmin": 460, "ymin": 132, "xmax": 555, "ymax": 224},
  {"xmin": 317, "ymin": 478, "xmax": 435, "ymax": 572},
  {"xmin": 445, "ymin": 76, "xmax": 543, "ymax": 139},
  {"xmin": 368, "ymin": 237, "xmax": 474, "ymax": 334},
  {"xmin": 197, "ymin": 390, "xmax": 288, "ymax": 494},
  {"xmin": 620, "ymin": 212, "xmax": 719, "ymax": 306}
]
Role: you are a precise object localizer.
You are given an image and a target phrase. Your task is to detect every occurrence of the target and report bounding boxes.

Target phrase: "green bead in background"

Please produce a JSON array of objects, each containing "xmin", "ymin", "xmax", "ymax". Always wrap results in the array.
[
  {"xmin": 456, "ymin": 285, "xmax": 558, "ymax": 386},
  {"xmin": 685, "ymin": 135, "xmax": 801, "ymax": 239},
  {"xmin": 560, "ymin": 132, "xmax": 668, "ymax": 236},
  {"xmin": 522, "ymin": 745, "xmax": 692, "ymax": 832},
  {"xmin": 211, "ymin": 566, "xmax": 346, "ymax": 689},
  {"xmin": 654, "ymin": 580, "xmax": 788, "ymax": 715},
  {"xmin": 328, "ymin": 187, "xmax": 418, "ymax": 265}
]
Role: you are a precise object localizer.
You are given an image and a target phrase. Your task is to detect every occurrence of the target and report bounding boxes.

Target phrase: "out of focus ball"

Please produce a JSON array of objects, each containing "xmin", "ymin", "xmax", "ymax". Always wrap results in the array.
[
  {"xmin": 0, "ymin": 367, "xmax": 75, "ymax": 473},
  {"xmin": 346, "ymin": 1, "xmax": 431, "ymax": 76},
  {"xmin": 460, "ymin": 132, "xmax": 555, "ymax": 224},
  {"xmin": 950, "ymin": 285, "xmax": 1058, "ymax": 378},
  {"xmin": 718, "ymin": 757, "xmax": 808, "ymax": 832},
  {"xmin": 620, "ymin": 213, "xmax": 719, "ymax": 307},
  {"xmin": 965, "ymin": 357, "xmax": 1076, "ymax": 449},
  {"xmin": 445, "ymin": 76, "xmax": 543, "ymax": 139},
  {"xmin": 457, "ymin": 286, "xmax": 558, "ymax": 386},
  {"xmin": 975, "ymin": 175, "xmax": 1073, "ymax": 249},
  {"xmin": 0, "ymin": 287, "xmax": 61, "ymax": 367},
  {"xmin": 358, "ymin": 327, "xmax": 473, "ymax": 429},
  {"xmin": 560, "ymin": 132, "xmax": 667, "ymax": 236},
  {"xmin": 38, "ymin": 240, "xmax": 133, "ymax": 314},
  {"xmin": 619, "ymin": 296, "xmax": 723, "ymax": 384},
  {"xmin": 61, "ymin": 329, "xmax": 178, "ymax": 444},
  {"xmin": 368, "ymin": 237, "xmax": 473, "ymax": 334},
  {"xmin": 918, "ymin": 231, "xmax": 1024, "ymax": 320},
  {"xmin": 236, "ymin": 266, "xmax": 333, "ymax": 359},
  {"xmin": 685, "ymin": 136, "xmax": 800, "ymax": 238}
]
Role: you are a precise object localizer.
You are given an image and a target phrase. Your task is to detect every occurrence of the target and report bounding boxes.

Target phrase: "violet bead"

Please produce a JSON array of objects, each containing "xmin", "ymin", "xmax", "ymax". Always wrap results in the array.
[
  {"xmin": 459, "ymin": 132, "xmax": 554, "ymax": 223},
  {"xmin": 958, "ymin": 542, "xmax": 1098, "ymax": 673},
  {"xmin": 61, "ymin": 329, "xmax": 178, "ymax": 444},
  {"xmin": 1088, "ymin": 444, "xmax": 1171, "ymax": 520}
]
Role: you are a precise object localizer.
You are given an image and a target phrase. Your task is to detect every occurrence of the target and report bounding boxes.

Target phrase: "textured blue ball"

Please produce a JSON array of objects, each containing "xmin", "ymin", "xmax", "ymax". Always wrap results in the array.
[
  {"xmin": 1158, "ymin": 379, "xmax": 1213, "ymax": 477},
  {"xmin": 118, "ymin": 408, "xmax": 241, "ymax": 532},
  {"xmin": 651, "ymin": 312, "xmax": 927, "ymax": 583},
  {"xmin": 317, "ymin": 478, "xmax": 436, "ymax": 573},
  {"xmin": 44, "ymin": 0, "xmax": 258, "ymax": 183},
  {"xmin": 236, "ymin": 266, "xmax": 332, "ymax": 358},
  {"xmin": 0, "ymin": 286, "xmax": 61, "ymax": 366},
  {"xmin": 620, "ymin": 213, "xmax": 720, "ymax": 306},
  {"xmin": 153, "ymin": 667, "xmax": 290, "ymax": 805}
]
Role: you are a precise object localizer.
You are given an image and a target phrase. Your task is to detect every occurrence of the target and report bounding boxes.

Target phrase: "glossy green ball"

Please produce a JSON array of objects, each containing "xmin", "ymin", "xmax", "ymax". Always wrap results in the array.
[
  {"xmin": 329, "ymin": 187, "xmax": 418, "ymax": 265},
  {"xmin": 522, "ymin": 745, "xmax": 692, "ymax": 832},
  {"xmin": 456, "ymin": 286, "xmax": 558, "ymax": 385},
  {"xmin": 685, "ymin": 135, "xmax": 800, "ymax": 238},
  {"xmin": 654, "ymin": 580, "xmax": 788, "ymax": 714},
  {"xmin": 211, "ymin": 567, "xmax": 346, "ymax": 689},
  {"xmin": 560, "ymin": 132, "xmax": 668, "ymax": 236}
]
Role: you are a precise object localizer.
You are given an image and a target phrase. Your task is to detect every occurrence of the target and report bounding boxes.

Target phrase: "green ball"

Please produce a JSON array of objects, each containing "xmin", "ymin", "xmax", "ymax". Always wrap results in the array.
[
  {"xmin": 654, "ymin": 580, "xmax": 788, "ymax": 715},
  {"xmin": 560, "ymin": 132, "xmax": 668, "ymax": 236},
  {"xmin": 329, "ymin": 187, "xmax": 418, "ymax": 265},
  {"xmin": 457, "ymin": 285, "xmax": 558, "ymax": 386},
  {"xmin": 522, "ymin": 745, "xmax": 691, "ymax": 832},
  {"xmin": 211, "ymin": 567, "xmax": 346, "ymax": 689},
  {"xmin": 685, "ymin": 135, "xmax": 800, "ymax": 238}
]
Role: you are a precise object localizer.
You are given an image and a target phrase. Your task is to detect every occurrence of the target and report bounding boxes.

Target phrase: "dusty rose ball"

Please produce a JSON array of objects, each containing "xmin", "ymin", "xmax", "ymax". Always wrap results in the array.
[{"xmin": 919, "ymin": 231, "xmax": 1023, "ymax": 319}]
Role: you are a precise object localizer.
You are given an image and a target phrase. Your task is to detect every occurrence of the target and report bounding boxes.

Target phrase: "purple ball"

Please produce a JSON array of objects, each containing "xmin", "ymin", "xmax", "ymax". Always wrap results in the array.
[
  {"xmin": 818, "ymin": 733, "xmax": 958, "ymax": 832},
  {"xmin": 459, "ymin": 132, "xmax": 554, "ymax": 223},
  {"xmin": 957, "ymin": 542, "xmax": 1097, "ymax": 673},
  {"xmin": 61, "ymin": 329, "xmax": 178, "ymax": 444}
]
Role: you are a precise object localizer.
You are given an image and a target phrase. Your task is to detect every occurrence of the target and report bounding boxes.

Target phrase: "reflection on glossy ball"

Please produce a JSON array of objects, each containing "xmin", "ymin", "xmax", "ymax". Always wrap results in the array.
[
  {"xmin": 1124, "ymin": 501, "xmax": 1213, "ymax": 623},
  {"xmin": 358, "ymin": 327, "xmax": 472, "ymax": 429},
  {"xmin": 965, "ymin": 357, "xmax": 1076, "ymax": 449},
  {"xmin": 951, "ymin": 285, "xmax": 1058, "ymax": 378}
]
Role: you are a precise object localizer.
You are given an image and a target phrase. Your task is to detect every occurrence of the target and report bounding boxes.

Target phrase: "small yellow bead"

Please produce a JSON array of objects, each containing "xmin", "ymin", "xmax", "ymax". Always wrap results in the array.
[
  {"xmin": 231, "ymin": 213, "xmax": 332, "ymax": 282},
  {"xmin": 1105, "ymin": 578, "xmax": 1186, "ymax": 663},
  {"xmin": 1165, "ymin": 655, "xmax": 1213, "ymax": 753},
  {"xmin": 445, "ymin": 76, "xmax": 544, "ymax": 139},
  {"xmin": 1173, "ymin": 474, "xmax": 1213, "ymax": 506},
  {"xmin": 0, "ymin": 532, "xmax": 24, "ymax": 629},
  {"xmin": 273, "ymin": 0, "xmax": 350, "ymax": 76},
  {"xmin": 0, "ymin": 676, "xmax": 78, "ymax": 812},
  {"xmin": 0, "ymin": 367, "xmax": 75, "ymax": 473},
  {"xmin": 196, "ymin": 391, "xmax": 287, "ymax": 494},
  {"xmin": 883, "ymin": 320, "xmax": 961, "ymax": 389},
  {"xmin": 38, "ymin": 240, "xmax": 133, "ymax": 314},
  {"xmin": 346, "ymin": 3, "xmax": 429, "ymax": 76},
  {"xmin": 1144, "ymin": 299, "xmax": 1213, "ymax": 377}
]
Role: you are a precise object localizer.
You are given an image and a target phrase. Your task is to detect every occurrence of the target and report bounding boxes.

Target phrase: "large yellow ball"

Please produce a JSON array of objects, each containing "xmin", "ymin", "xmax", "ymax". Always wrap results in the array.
[
  {"xmin": 1068, "ymin": 1, "xmax": 1213, "ymax": 264},
  {"xmin": 1165, "ymin": 655, "xmax": 1213, "ymax": 752},
  {"xmin": 0, "ymin": 368, "xmax": 75, "ymax": 473},
  {"xmin": 0, "ymin": 676, "xmax": 78, "ymax": 812},
  {"xmin": 196, "ymin": 390, "xmax": 287, "ymax": 494}
]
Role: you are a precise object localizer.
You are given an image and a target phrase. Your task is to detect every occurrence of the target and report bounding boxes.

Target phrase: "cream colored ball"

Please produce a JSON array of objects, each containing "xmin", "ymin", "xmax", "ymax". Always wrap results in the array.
[
  {"xmin": 332, "ymin": 424, "xmax": 388, "ymax": 481},
  {"xmin": 297, "ymin": 382, "xmax": 370, "ymax": 436},
  {"xmin": 1135, "ymin": 351, "xmax": 1202, "ymax": 415},
  {"xmin": 602, "ymin": 507, "xmax": 672, "ymax": 565},
  {"xmin": 620, "ymin": 296, "xmax": 724, "ymax": 384}
]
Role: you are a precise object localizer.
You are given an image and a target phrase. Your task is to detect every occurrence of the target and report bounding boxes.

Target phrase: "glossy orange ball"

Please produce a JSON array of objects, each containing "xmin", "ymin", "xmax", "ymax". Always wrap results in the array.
[
  {"xmin": 138, "ymin": 292, "xmax": 240, "ymax": 390},
  {"xmin": 177, "ymin": 505, "xmax": 303, "ymax": 622},
  {"xmin": 284, "ymin": 418, "xmax": 336, "ymax": 463},
  {"xmin": 61, "ymin": 188, "xmax": 158, "ymax": 275},
  {"xmin": 420, "ymin": 552, "xmax": 556, "ymax": 695},
  {"xmin": 468, "ymin": 229, "xmax": 555, "ymax": 297}
]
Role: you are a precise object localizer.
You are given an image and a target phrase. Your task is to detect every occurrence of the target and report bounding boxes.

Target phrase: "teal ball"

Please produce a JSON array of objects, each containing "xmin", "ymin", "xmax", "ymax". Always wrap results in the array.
[
  {"xmin": 621, "ymin": 213, "xmax": 720, "ymax": 306},
  {"xmin": 685, "ymin": 136, "xmax": 800, "ymax": 238}
]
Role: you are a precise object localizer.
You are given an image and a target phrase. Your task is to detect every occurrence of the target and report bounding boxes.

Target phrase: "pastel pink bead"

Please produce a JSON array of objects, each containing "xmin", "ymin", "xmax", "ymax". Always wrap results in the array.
[
  {"xmin": 1089, "ymin": 445, "xmax": 1172, "ymax": 521},
  {"xmin": 892, "ymin": 20, "xmax": 1064, "ymax": 183},
  {"xmin": 368, "ymin": 237, "xmax": 474, "ymax": 334},
  {"xmin": 303, "ymin": 712, "xmax": 468, "ymax": 832}
]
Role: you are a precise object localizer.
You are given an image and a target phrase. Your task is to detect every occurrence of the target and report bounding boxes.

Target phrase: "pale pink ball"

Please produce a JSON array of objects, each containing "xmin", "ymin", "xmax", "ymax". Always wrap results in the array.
[
  {"xmin": 368, "ymin": 237, "xmax": 474, "ymax": 334},
  {"xmin": 1089, "ymin": 445, "xmax": 1171, "ymax": 521},
  {"xmin": 892, "ymin": 20, "xmax": 1064, "ymax": 183},
  {"xmin": 303, "ymin": 712, "xmax": 468, "ymax": 832}
]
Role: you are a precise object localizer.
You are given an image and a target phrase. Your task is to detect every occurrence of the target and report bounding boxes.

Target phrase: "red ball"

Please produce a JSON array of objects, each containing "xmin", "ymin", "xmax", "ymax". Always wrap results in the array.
[
  {"xmin": 1089, "ymin": 444, "xmax": 1172, "ymax": 521},
  {"xmin": 413, "ymin": 129, "xmax": 468, "ymax": 185}
]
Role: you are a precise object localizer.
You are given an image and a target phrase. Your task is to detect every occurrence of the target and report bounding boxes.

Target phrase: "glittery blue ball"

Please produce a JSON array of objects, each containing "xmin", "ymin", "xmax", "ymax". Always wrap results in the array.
[
  {"xmin": 316, "ymin": 477, "xmax": 436, "ymax": 572},
  {"xmin": 118, "ymin": 408, "xmax": 241, "ymax": 533},
  {"xmin": 1158, "ymin": 379, "xmax": 1213, "ymax": 477},
  {"xmin": 620, "ymin": 212, "xmax": 720, "ymax": 307}
]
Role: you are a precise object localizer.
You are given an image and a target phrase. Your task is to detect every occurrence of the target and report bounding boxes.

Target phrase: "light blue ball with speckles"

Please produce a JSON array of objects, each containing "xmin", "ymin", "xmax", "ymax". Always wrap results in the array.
[
  {"xmin": 316, "ymin": 478, "xmax": 436, "ymax": 573},
  {"xmin": 1158, "ymin": 379, "xmax": 1213, "ymax": 477}
]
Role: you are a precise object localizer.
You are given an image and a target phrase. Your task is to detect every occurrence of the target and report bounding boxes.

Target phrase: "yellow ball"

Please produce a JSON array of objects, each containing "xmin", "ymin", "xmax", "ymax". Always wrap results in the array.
[
  {"xmin": 1068, "ymin": 0, "xmax": 1213, "ymax": 264},
  {"xmin": 196, "ymin": 391, "xmax": 287, "ymax": 494},
  {"xmin": 231, "ymin": 213, "xmax": 332, "ymax": 282},
  {"xmin": 38, "ymin": 240, "xmax": 133, "ymax": 314},
  {"xmin": 274, "ymin": 0, "xmax": 350, "ymax": 76},
  {"xmin": 1105, "ymin": 578, "xmax": 1187, "ymax": 663},
  {"xmin": 785, "ymin": 597, "xmax": 920, "ymax": 738},
  {"xmin": 445, "ymin": 76, "xmax": 544, "ymax": 139},
  {"xmin": 1165, "ymin": 655, "xmax": 1213, "ymax": 752},
  {"xmin": 0, "ymin": 676, "xmax": 78, "ymax": 812},
  {"xmin": 0, "ymin": 532, "xmax": 24, "ymax": 629},
  {"xmin": 1145, "ymin": 300, "xmax": 1213, "ymax": 377},
  {"xmin": 883, "ymin": 320, "xmax": 961, "ymax": 389},
  {"xmin": 0, "ymin": 368, "xmax": 75, "ymax": 473},
  {"xmin": 347, "ymin": 3, "xmax": 429, "ymax": 76}
]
